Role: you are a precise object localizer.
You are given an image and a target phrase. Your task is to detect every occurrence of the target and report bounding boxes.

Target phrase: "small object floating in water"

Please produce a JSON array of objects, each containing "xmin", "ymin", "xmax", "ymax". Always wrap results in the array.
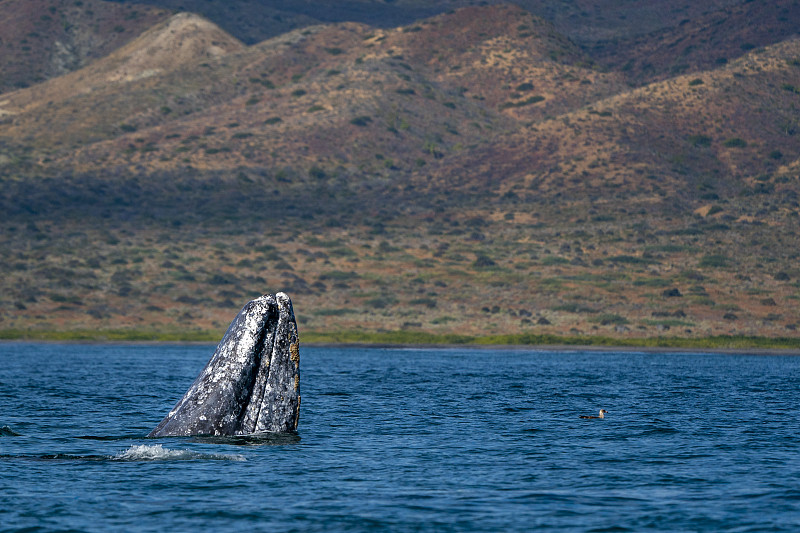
[{"xmin": 580, "ymin": 409, "xmax": 608, "ymax": 419}]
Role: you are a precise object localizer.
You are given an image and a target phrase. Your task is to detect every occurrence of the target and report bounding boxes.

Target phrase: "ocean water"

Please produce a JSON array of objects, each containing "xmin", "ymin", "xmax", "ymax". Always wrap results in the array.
[{"xmin": 1, "ymin": 343, "xmax": 800, "ymax": 532}]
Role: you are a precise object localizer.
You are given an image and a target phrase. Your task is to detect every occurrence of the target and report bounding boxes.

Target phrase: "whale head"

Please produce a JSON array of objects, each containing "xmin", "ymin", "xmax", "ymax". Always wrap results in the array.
[{"xmin": 148, "ymin": 292, "xmax": 300, "ymax": 437}]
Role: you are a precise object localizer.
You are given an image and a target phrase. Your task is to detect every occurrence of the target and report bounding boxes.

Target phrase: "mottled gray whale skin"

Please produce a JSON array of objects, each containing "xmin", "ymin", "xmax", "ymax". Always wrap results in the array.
[{"xmin": 148, "ymin": 292, "xmax": 300, "ymax": 437}]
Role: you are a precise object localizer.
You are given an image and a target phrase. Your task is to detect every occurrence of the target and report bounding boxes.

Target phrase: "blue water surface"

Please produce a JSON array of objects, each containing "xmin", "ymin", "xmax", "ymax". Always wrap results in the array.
[{"xmin": 1, "ymin": 343, "xmax": 799, "ymax": 532}]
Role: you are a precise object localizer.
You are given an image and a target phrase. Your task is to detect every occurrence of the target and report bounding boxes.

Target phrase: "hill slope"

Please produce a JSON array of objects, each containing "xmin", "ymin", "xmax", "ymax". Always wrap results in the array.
[
  {"xmin": 1, "ymin": 3, "xmax": 800, "ymax": 342},
  {"xmin": 0, "ymin": 0, "xmax": 170, "ymax": 93}
]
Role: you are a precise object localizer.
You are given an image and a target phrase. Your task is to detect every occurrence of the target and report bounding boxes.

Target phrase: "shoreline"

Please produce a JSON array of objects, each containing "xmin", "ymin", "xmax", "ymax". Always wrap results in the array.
[
  {"xmin": 302, "ymin": 342, "xmax": 800, "ymax": 356},
  {"xmin": 2, "ymin": 329, "xmax": 800, "ymax": 355}
]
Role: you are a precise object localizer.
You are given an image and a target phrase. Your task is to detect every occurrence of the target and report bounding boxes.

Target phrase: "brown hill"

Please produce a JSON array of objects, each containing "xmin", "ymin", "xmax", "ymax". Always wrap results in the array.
[
  {"xmin": 105, "ymin": 0, "xmax": 752, "ymax": 47},
  {"xmin": 0, "ymin": 0, "xmax": 170, "ymax": 93},
  {"xmin": 2, "ymin": 3, "xmax": 800, "ymax": 341},
  {"xmin": 418, "ymin": 37, "xmax": 800, "ymax": 210},
  {"xmin": 590, "ymin": 0, "xmax": 800, "ymax": 83},
  {"xmin": 0, "ymin": 12, "xmax": 244, "ymax": 154},
  {"xmin": 1, "ymin": 6, "xmax": 622, "ymax": 182}
]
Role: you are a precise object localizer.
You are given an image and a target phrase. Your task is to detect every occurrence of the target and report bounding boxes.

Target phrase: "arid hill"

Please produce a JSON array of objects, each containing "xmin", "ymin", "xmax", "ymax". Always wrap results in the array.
[
  {"xmin": 1, "ymin": 1, "xmax": 799, "ymax": 342},
  {"xmin": 0, "ymin": 0, "xmax": 170, "ymax": 92}
]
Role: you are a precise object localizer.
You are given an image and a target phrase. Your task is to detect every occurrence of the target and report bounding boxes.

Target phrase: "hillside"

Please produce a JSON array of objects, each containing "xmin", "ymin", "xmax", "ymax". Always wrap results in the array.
[
  {"xmin": 589, "ymin": 0, "xmax": 800, "ymax": 83},
  {"xmin": 110, "ymin": 0, "xmax": 751, "ymax": 46},
  {"xmin": 0, "ymin": 0, "xmax": 170, "ymax": 93},
  {"xmin": 1, "ymin": 2, "xmax": 800, "ymax": 343}
]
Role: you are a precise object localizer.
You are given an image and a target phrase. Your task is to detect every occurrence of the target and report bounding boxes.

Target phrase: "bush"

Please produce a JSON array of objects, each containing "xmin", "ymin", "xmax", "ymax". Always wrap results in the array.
[
  {"xmin": 473, "ymin": 255, "xmax": 497, "ymax": 268},
  {"xmin": 698, "ymin": 254, "xmax": 730, "ymax": 268},
  {"xmin": 366, "ymin": 296, "xmax": 397, "ymax": 309},
  {"xmin": 350, "ymin": 116, "xmax": 372, "ymax": 127},
  {"xmin": 688, "ymin": 134, "xmax": 712, "ymax": 147},
  {"xmin": 499, "ymin": 95, "xmax": 545, "ymax": 109},
  {"xmin": 723, "ymin": 137, "xmax": 747, "ymax": 148},
  {"xmin": 593, "ymin": 314, "xmax": 628, "ymax": 325},
  {"xmin": 309, "ymin": 166, "xmax": 326, "ymax": 179},
  {"xmin": 553, "ymin": 303, "xmax": 598, "ymax": 314},
  {"xmin": 207, "ymin": 273, "xmax": 237, "ymax": 285},
  {"xmin": 608, "ymin": 255, "xmax": 656, "ymax": 264},
  {"xmin": 409, "ymin": 297, "xmax": 437, "ymax": 308}
]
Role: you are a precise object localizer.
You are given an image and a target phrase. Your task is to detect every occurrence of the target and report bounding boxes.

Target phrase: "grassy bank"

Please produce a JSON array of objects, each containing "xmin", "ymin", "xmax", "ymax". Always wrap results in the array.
[
  {"xmin": 0, "ymin": 329, "xmax": 220, "ymax": 343},
  {"xmin": 303, "ymin": 331, "xmax": 800, "ymax": 351},
  {"xmin": 4, "ymin": 328, "xmax": 798, "ymax": 351}
]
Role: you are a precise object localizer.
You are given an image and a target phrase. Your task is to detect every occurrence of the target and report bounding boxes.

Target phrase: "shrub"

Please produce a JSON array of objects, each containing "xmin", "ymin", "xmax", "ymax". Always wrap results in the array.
[
  {"xmin": 688, "ymin": 134, "xmax": 712, "ymax": 147},
  {"xmin": 698, "ymin": 254, "xmax": 730, "ymax": 268},
  {"xmin": 350, "ymin": 116, "xmax": 372, "ymax": 127},
  {"xmin": 309, "ymin": 166, "xmax": 326, "ymax": 179},
  {"xmin": 499, "ymin": 95, "xmax": 545, "ymax": 109},
  {"xmin": 608, "ymin": 255, "xmax": 656, "ymax": 264},
  {"xmin": 723, "ymin": 137, "xmax": 747, "ymax": 148},
  {"xmin": 409, "ymin": 297, "xmax": 437, "ymax": 308},
  {"xmin": 473, "ymin": 255, "xmax": 497, "ymax": 268},
  {"xmin": 553, "ymin": 303, "xmax": 598, "ymax": 314},
  {"xmin": 318, "ymin": 270, "xmax": 360, "ymax": 281},
  {"xmin": 366, "ymin": 296, "xmax": 397, "ymax": 309},
  {"xmin": 207, "ymin": 273, "xmax": 237, "ymax": 285},
  {"xmin": 593, "ymin": 314, "xmax": 628, "ymax": 325}
]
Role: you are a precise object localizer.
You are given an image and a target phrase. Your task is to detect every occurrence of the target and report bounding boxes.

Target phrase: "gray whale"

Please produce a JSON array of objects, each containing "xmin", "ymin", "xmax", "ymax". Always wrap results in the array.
[{"xmin": 148, "ymin": 292, "xmax": 300, "ymax": 437}]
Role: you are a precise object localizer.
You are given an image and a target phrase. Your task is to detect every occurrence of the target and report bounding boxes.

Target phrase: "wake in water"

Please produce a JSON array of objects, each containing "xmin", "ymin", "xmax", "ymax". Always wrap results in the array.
[
  {"xmin": 1, "ymin": 444, "xmax": 245, "ymax": 463},
  {"xmin": 113, "ymin": 444, "xmax": 246, "ymax": 462}
]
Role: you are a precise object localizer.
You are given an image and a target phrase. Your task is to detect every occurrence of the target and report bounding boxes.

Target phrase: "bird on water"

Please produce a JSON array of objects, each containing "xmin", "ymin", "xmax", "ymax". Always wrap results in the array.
[{"xmin": 580, "ymin": 409, "xmax": 608, "ymax": 419}]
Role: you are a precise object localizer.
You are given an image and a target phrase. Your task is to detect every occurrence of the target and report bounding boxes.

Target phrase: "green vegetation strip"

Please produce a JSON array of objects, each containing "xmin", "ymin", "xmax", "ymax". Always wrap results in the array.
[
  {"xmin": 304, "ymin": 332, "xmax": 800, "ymax": 351},
  {"xmin": 2, "ymin": 329, "xmax": 800, "ymax": 351},
  {"xmin": 0, "ymin": 329, "xmax": 220, "ymax": 343}
]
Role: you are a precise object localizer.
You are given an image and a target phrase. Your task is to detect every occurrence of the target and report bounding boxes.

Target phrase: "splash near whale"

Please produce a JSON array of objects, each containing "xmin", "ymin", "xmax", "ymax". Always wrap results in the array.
[{"xmin": 148, "ymin": 292, "xmax": 300, "ymax": 437}]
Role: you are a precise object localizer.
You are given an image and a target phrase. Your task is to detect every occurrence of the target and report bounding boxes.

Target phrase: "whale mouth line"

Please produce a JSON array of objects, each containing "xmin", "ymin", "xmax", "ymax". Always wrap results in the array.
[
  {"xmin": 246, "ymin": 316, "xmax": 275, "ymax": 428},
  {"xmin": 236, "ymin": 300, "xmax": 279, "ymax": 435}
]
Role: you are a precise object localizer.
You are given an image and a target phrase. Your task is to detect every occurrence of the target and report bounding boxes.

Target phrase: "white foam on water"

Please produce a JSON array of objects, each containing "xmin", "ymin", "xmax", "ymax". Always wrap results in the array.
[{"xmin": 113, "ymin": 444, "xmax": 246, "ymax": 462}]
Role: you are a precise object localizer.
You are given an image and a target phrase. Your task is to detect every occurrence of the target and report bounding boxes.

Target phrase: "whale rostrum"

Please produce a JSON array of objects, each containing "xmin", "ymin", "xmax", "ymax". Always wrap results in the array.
[{"xmin": 148, "ymin": 292, "xmax": 300, "ymax": 437}]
